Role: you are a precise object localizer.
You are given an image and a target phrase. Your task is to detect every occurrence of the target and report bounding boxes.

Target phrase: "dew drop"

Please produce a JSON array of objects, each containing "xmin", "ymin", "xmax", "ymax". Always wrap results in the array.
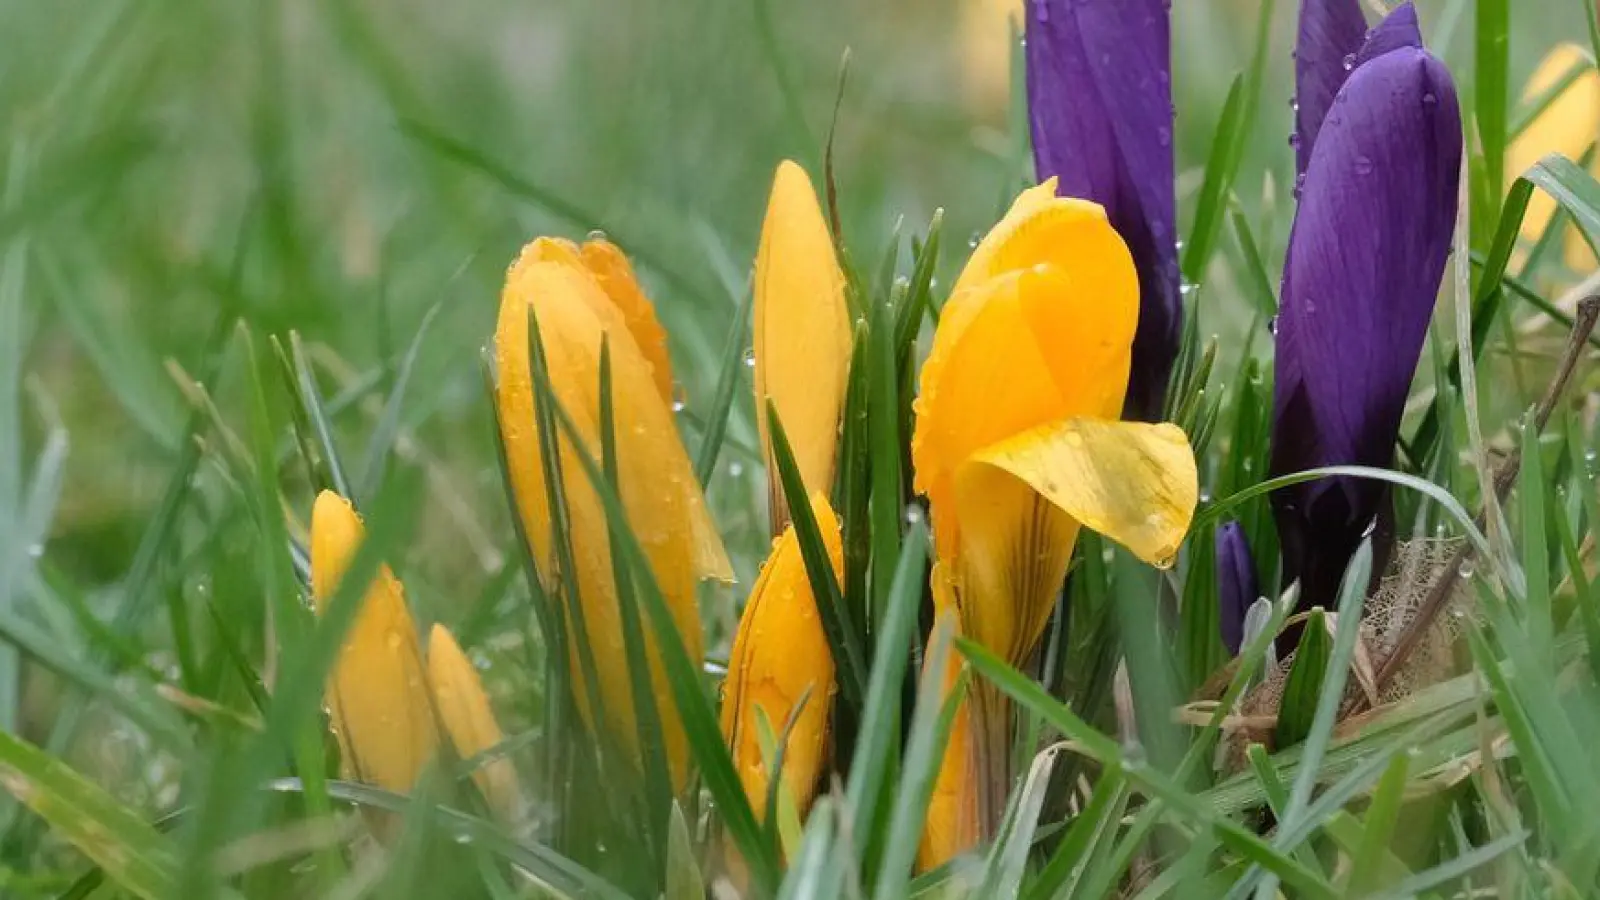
[
  {"xmin": 728, "ymin": 461, "xmax": 745, "ymax": 478},
  {"xmin": 25, "ymin": 543, "xmax": 42, "ymax": 559},
  {"xmin": 1341, "ymin": 53, "xmax": 1356, "ymax": 71},
  {"xmin": 586, "ymin": 229, "xmax": 608, "ymax": 243},
  {"xmin": 1288, "ymin": 96, "xmax": 1299, "ymax": 113},
  {"xmin": 743, "ymin": 349, "xmax": 756, "ymax": 368},
  {"xmin": 385, "ymin": 632, "xmax": 403, "ymax": 650},
  {"xmin": 904, "ymin": 504, "xmax": 925, "ymax": 525},
  {"xmin": 1422, "ymin": 92, "xmax": 1438, "ymax": 107},
  {"xmin": 671, "ymin": 384, "xmax": 688, "ymax": 413},
  {"xmin": 967, "ymin": 232, "xmax": 982, "ymax": 249},
  {"xmin": 1156, "ymin": 126, "xmax": 1172, "ymax": 147},
  {"xmin": 1267, "ymin": 315, "xmax": 1279, "ymax": 335},
  {"xmin": 1288, "ymin": 132, "xmax": 1302, "ymax": 150},
  {"xmin": 1353, "ymin": 155, "xmax": 1373, "ymax": 176}
]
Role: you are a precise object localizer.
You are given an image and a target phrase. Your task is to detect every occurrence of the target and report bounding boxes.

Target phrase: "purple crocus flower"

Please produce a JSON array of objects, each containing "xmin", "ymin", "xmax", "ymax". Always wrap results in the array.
[
  {"xmin": 1026, "ymin": 0, "xmax": 1179, "ymax": 421},
  {"xmin": 1271, "ymin": 3, "xmax": 1462, "ymax": 612},
  {"xmin": 1216, "ymin": 522, "xmax": 1261, "ymax": 656},
  {"xmin": 1292, "ymin": 0, "xmax": 1368, "ymax": 178}
]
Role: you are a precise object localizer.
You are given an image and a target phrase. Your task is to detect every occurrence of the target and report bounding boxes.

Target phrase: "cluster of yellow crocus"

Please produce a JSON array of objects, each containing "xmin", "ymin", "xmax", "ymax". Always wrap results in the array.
[
  {"xmin": 1508, "ymin": 43, "xmax": 1600, "ymax": 271},
  {"xmin": 493, "ymin": 234, "xmax": 732, "ymax": 793},
  {"xmin": 371, "ymin": 153, "xmax": 1192, "ymax": 874},
  {"xmin": 311, "ymin": 491, "xmax": 519, "ymax": 819}
]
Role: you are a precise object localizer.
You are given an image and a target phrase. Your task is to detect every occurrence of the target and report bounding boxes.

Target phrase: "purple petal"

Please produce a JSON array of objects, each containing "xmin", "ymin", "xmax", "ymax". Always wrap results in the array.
[
  {"xmin": 1027, "ymin": 0, "xmax": 1178, "ymax": 421},
  {"xmin": 1354, "ymin": 1, "xmax": 1422, "ymax": 67},
  {"xmin": 1294, "ymin": 0, "xmax": 1367, "ymax": 176},
  {"xmin": 1216, "ymin": 522, "xmax": 1260, "ymax": 657},
  {"xmin": 1271, "ymin": 7, "xmax": 1461, "ymax": 610}
]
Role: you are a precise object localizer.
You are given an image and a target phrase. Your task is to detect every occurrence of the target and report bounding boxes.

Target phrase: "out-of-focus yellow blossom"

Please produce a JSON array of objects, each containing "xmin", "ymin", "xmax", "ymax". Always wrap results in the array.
[
  {"xmin": 494, "ymin": 239, "xmax": 732, "ymax": 793},
  {"xmin": 959, "ymin": 0, "xmax": 1022, "ymax": 115},
  {"xmin": 428, "ymin": 624, "xmax": 522, "ymax": 820},
  {"xmin": 753, "ymin": 160, "xmax": 853, "ymax": 532},
  {"xmin": 311, "ymin": 490, "xmax": 438, "ymax": 796},
  {"xmin": 911, "ymin": 180, "xmax": 1198, "ymax": 867},
  {"xmin": 1507, "ymin": 44, "xmax": 1600, "ymax": 270},
  {"xmin": 719, "ymin": 492, "xmax": 843, "ymax": 838},
  {"xmin": 311, "ymin": 491, "xmax": 523, "ymax": 820}
]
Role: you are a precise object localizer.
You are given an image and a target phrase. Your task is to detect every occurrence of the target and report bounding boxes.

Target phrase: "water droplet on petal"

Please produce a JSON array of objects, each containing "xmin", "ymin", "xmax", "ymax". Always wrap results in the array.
[
  {"xmin": 586, "ymin": 229, "xmax": 608, "ymax": 243},
  {"xmin": 1353, "ymin": 155, "xmax": 1373, "ymax": 176},
  {"xmin": 1341, "ymin": 53, "xmax": 1356, "ymax": 71},
  {"xmin": 743, "ymin": 349, "xmax": 756, "ymax": 368}
]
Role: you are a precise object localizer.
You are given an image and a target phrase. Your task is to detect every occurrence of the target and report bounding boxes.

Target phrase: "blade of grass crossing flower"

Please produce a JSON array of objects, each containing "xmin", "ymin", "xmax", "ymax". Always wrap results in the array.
[
  {"xmin": 1180, "ymin": 520, "xmax": 1223, "ymax": 691},
  {"xmin": 838, "ymin": 326, "xmax": 871, "ymax": 634},
  {"xmin": 871, "ymin": 616, "xmax": 966, "ymax": 900},
  {"xmin": 597, "ymin": 338, "xmax": 669, "ymax": 861},
  {"xmin": 693, "ymin": 282, "xmax": 755, "ymax": 486},
  {"xmin": 0, "ymin": 731, "xmax": 179, "ymax": 899},
  {"xmin": 867, "ymin": 296, "xmax": 903, "ymax": 628},
  {"xmin": 1587, "ymin": 0, "xmax": 1600, "ymax": 74},
  {"xmin": 480, "ymin": 352, "xmax": 569, "ymax": 826},
  {"xmin": 1181, "ymin": 0, "xmax": 1274, "ymax": 285},
  {"xmin": 525, "ymin": 310, "xmax": 614, "ymax": 758},
  {"xmin": 529, "ymin": 365, "xmax": 779, "ymax": 893},
  {"xmin": 289, "ymin": 331, "xmax": 354, "ymax": 504},
  {"xmin": 359, "ymin": 297, "xmax": 444, "ymax": 499},
  {"xmin": 845, "ymin": 519, "xmax": 928, "ymax": 869},
  {"xmin": 766, "ymin": 399, "xmax": 867, "ymax": 708}
]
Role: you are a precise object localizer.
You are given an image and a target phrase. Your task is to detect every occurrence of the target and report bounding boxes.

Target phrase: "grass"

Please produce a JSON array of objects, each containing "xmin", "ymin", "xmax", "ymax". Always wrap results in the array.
[{"xmin": 2, "ymin": 0, "xmax": 1600, "ymax": 898}]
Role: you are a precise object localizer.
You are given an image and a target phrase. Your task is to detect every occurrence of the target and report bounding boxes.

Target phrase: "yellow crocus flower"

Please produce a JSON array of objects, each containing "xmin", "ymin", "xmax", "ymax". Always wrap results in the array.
[
  {"xmin": 494, "ymin": 240, "xmax": 732, "ymax": 793},
  {"xmin": 719, "ymin": 492, "xmax": 843, "ymax": 838},
  {"xmin": 1507, "ymin": 44, "xmax": 1600, "ymax": 270},
  {"xmin": 753, "ymin": 161, "xmax": 853, "ymax": 532},
  {"xmin": 311, "ymin": 490, "xmax": 438, "ymax": 795},
  {"xmin": 428, "ymin": 624, "xmax": 522, "ymax": 820},
  {"xmin": 911, "ymin": 180, "xmax": 1198, "ymax": 866}
]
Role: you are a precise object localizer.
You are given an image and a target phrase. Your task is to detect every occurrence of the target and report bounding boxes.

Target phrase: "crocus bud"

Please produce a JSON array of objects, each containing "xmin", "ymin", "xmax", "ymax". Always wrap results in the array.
[
  {"xmin": 1271, "ymin": 3, "xmax": 1461, "ymax": 611},
  {"xmin": 1216, "ymin": 521, "xmax": 1261, "ymax": 657},
  {"xmin": 719, "ymin": 492, "xmax": 843, "ymax": 838},
  {"xmin": 428, "ymin": 624, "xmax": 521, "ymax": 820},
  {"xmin": 752, "ymin": 161, "xmax": 852, "ymax": 532},
  {"xmin": 310, "ymin": 491, "xmax": 438, "ymax": 795},
  {"xmin": 1026, "ymin": 0, "xmax": 1180, "ymax": 420},
  {"xmin": 494, "ymin": 241, "xmax": 732, "ymax": 793}
]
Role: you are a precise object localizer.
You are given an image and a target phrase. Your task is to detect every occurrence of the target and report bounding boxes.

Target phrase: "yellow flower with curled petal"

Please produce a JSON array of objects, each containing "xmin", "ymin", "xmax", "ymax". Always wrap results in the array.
[
  {"xmin": 753, "ymin": 160, "xmax": 853, "ymax": 532},
  {"xmin": 911, "ymin": 180, "xmax": 1198, "ymax": 867},
  {"xmin": 429, "ymin": 624, "xmax": 522, "ymax": 820},
  {"xmin": 494, "ymin": 238, "xmax": 732, "ymax": 793},
  {"xmin": 1507, "ymin": 44, "xmax": 1600, "ymax": 270},
  {"xmin": 719, "ymin": 492, "xmax": 843, "ymax": 840},
  {"xmin": 311, "ymin": 491, "xmax": 438, "ymax": 796}
]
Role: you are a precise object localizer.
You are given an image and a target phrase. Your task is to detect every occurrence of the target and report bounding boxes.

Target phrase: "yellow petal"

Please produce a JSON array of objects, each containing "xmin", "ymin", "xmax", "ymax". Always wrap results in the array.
[
  {"xmin": 917, "ymin": 603, "xmax": 979, "ymax": 873},
  {"xmin": 579, "ymin": 238, "xmax": 676, "ymax": 404},
  {"xmin": 912, "ymin": 249, "xmax": 1137, "ymax": 564},
  {"xmin": 310, "ymin": 491, "xmax": 438, "ymax": 795},
  {"xmin": 1508, "ymin": 44, "xmax": 1600, "ymax": 240},
  {"xmin": 719, "ymin": 492, "xmax": 843, "ymax": 828},
  {"xmin": 427, "ymin": 625, "xmax": 522, "ymax": 820},
  {"xmin": 494, "ymin": 256, "xmax": 718, "ymax": 791},
  {"xmin": 965, "ymin": 418, "xmax": 1198, "ymax": 568},
  {"xmin": 753, "ymin": 160, "xmax": 852, "ymax": 529}
]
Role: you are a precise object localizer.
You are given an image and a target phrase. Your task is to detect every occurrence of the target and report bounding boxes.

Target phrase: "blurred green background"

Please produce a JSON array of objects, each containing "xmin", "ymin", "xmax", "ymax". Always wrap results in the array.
[{"xmin": 2, "ymin": 0, "xmax": 1587, "ymax": 748}]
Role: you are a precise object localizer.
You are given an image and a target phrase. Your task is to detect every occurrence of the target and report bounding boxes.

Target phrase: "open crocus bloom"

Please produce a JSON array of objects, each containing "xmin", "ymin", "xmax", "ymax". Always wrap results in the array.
[
  {"xmin": 494, "ymin": 236, "xmax": 732, "ymax": 793},
  {"xmin": 311, "ymin": 492, "xmax": 520, "ymax": 818},
  {"xmin": 912, "ymin": 180, "xmax": 1198, "ymax": 866},
  {"xmin": 753, "ymin": 161, "xmax": 853, "ymax": 531}
]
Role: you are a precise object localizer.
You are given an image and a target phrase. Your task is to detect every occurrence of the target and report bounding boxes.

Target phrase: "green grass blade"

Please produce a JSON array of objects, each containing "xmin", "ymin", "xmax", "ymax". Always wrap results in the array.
[
  {"xmin": 765, "ymin": 399, "xmax": 867, "ymax": 708},
  {"xmin": 845, "ymin": 518, "xmax": 929, "ymax": 863},
  {"xmin": 1273, "ymin": 608, "xmax": 1330, "ymax": 749},
  {"xmin": 693, "ymin": 282, "xmax": 755, "ymax": 486},
  {"xmin": 1346, "ymin": 749, "xmax": 1413, "ymax": 896},
  {"xmin": 0, "ymin": 731, "xmax": 179, "ymax": 899},
  {"xmin": 358, "ymin": 297, "xmax": 444, "ymax": 499}
]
